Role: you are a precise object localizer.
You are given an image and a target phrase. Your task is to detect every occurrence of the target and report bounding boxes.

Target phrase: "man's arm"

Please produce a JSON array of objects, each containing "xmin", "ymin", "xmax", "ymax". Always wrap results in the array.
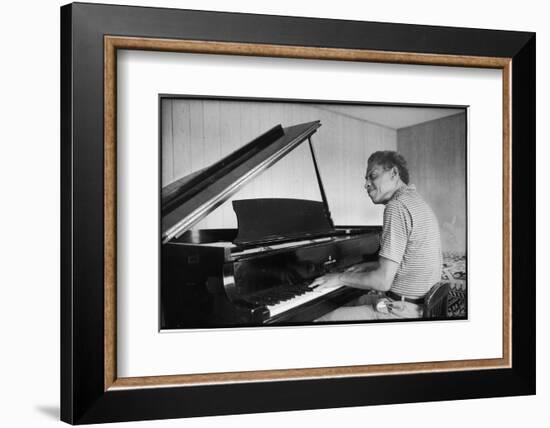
[
  {"xmin": 310, "ymin": 256, "xmax": 399, "ymax": 292},
  {"xmin": 340, "ymin": 256, "xmax": 399, "ymax": 291},
  {"xmin": 310, "ymin": 199, "xmax": 409, "ymax": 292}
]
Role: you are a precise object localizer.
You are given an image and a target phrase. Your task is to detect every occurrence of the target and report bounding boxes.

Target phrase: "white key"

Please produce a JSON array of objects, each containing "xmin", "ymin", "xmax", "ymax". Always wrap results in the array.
[{"xmin": 267, "ymin": 285, "xmax": 345, "ymax": 317}]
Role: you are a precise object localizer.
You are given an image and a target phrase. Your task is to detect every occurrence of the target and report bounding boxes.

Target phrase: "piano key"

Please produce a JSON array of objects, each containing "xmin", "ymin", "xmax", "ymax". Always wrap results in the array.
[{"xmin": 266, "ymin": 285, "xmax": 346, "ymax": 317}]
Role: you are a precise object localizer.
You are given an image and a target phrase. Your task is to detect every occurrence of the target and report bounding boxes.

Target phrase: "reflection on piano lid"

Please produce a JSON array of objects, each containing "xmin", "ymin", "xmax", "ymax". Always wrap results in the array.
[{"xmin": 160, "ymin": 121, "xmax": 381, "ymax": 328}]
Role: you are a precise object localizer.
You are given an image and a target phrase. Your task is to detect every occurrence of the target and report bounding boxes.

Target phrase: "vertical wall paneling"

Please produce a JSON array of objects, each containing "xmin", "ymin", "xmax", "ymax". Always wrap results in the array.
[
  {"xmin": 189, "ymin": 100, "xmax": 205, "ymax": 175},
  {"xmin": 218, "ymin": 101, "xmax": 239, "ymax": 226},
  {"xmin": 397, "ymin": 112, "xmax": 467, "ymax": 254},
  {"xmin": 202, "ymin": 100, "xmax": 222, "ymax": 228},
  {"xmin": 160, "ymin": 99, "xmax": 174, "ymax": 184},
  {"xmin": 171, "ymin": 99, "xmax": 192, "ymax": 181}
]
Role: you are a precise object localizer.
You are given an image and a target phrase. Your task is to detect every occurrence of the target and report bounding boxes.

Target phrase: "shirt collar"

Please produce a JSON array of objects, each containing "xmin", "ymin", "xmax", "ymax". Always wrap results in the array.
[{"xmin": 392, "ymin": 184, "xmax": 416, "ymax": 200}]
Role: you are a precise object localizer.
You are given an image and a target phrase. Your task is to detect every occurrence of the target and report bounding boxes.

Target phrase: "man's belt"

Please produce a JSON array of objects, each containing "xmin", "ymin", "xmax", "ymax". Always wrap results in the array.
[{"xmin": 386, "ymin": 290, "xmax": 425, "ymax": 304}]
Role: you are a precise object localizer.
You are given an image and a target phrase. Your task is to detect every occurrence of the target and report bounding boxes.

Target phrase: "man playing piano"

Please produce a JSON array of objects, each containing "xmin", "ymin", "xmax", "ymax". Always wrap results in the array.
[{"xmin": 312, "ymin": 150, "xmax": 442, "ymax": 321}]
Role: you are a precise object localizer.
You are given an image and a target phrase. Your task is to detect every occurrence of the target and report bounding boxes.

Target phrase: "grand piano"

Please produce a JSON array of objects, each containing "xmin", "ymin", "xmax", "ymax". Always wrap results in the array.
[{"xmin": 161, "ymin": 121, "xmax": 381, "ymax": 329}]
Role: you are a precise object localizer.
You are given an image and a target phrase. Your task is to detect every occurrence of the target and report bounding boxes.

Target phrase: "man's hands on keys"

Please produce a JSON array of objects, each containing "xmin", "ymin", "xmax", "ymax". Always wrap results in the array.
[
  {"xmin": 310, "ymin": 263, "xmax": 375, "ymax": 290},
  {"xmin": 309, "ymin": 272, "xmax": 343, "ymax": 291}
]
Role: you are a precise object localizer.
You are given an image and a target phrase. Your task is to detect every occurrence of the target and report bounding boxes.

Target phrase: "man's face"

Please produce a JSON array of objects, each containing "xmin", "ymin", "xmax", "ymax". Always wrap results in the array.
[{"xmin": 364, "ymin": 162, "xmax": 398, "ymax": 204}]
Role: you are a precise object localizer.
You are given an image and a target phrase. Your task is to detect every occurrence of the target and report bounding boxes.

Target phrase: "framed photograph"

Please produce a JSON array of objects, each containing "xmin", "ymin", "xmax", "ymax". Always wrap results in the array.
[
  {"xmin": 61, "ymin": 2, "xmax": 535, "ymax": 424},
  {"xmin": 157, "ymin": 95, "xmax": 467, "ymax": 330}
]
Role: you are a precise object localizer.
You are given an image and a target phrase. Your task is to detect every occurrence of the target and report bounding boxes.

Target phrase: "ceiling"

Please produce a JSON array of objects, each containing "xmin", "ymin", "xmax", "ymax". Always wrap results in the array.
[{"xmin": 319, "ymin": 105, "xmax": 465, "ymax": 130}]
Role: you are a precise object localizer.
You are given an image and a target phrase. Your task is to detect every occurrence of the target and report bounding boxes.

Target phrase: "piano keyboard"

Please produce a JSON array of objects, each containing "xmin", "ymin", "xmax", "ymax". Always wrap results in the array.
[
  {"xmin": 266, "ymin": 285, "xmax": 345, "ymax": 317},
  {"xmin": 242, "ymin": 282, "xmax": 347, "ymax": 319}
]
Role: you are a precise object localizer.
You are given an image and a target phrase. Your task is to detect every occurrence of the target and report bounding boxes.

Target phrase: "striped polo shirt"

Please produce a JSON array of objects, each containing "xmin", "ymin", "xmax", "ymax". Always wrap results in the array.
[{"xmin": 379, "ymin": 184, "xmax": 442, "ymax": 299}]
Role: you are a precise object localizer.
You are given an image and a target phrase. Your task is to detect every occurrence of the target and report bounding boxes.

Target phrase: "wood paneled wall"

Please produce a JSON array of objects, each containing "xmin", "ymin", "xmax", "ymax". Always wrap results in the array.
[
  {"xmin": 397, "ymin": 112, "xmax": 467, "ymax": 254},
  {"xmin": 161, "ymin": 99, "xmax": 396, "ymax": 228}
]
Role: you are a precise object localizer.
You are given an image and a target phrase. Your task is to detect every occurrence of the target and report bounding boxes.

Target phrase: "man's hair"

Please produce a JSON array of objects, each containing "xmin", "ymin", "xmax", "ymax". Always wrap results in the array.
[{"xmin": 367, "ymin": 151, "xmax": 410, "ymax": 184}]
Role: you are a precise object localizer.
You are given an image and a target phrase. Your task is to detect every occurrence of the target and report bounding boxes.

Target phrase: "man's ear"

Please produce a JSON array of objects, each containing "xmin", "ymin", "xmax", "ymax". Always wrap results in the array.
[{"xmin": 391, "ymin": 166, "xmax": 399, "ymax": 179}]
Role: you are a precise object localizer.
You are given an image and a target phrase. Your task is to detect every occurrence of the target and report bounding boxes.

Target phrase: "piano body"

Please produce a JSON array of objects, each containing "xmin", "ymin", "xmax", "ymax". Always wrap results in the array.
[{"xmin": 161, "ymin": 121, "xmax": 381, "ymax": 329}]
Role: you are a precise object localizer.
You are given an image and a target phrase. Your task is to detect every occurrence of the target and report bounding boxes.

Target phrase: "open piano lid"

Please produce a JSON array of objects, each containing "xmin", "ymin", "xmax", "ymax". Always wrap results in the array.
[{"xmin": 161, "ymin": 121, "xmax": 322, "ymax": 243}]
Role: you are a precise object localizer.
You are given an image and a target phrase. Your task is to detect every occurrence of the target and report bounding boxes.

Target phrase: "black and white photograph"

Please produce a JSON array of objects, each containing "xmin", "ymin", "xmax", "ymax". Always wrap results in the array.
[{"xmin": 160, "ymin": 96, "xmax": 468, "ymax": 329}]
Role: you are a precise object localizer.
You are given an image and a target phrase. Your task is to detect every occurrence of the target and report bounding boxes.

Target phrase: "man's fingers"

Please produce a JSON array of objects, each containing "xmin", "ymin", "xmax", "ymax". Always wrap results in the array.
[{"xmin": 309, "ymin": 278, "xmax": 323, "ymax": 287}]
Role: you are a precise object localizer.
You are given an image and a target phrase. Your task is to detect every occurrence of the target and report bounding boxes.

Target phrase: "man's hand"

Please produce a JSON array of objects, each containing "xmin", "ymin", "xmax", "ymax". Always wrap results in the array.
[
  {"xmin": 310, "ymin": 257, "xmax": 398, "ymax": 293},
  {"xmin": 345, "ymin": 261, "xmax": 378, "ymax": 273},
  {"xmin": 309, "ymin": 273, "xmax": 343, "ymax": 291}
]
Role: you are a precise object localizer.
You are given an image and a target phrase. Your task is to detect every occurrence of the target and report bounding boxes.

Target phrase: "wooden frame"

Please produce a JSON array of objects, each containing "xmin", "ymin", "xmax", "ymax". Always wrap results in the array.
[{"xmin": 61, "ymin": 2, "xmax": 535, "ymax": 424}]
